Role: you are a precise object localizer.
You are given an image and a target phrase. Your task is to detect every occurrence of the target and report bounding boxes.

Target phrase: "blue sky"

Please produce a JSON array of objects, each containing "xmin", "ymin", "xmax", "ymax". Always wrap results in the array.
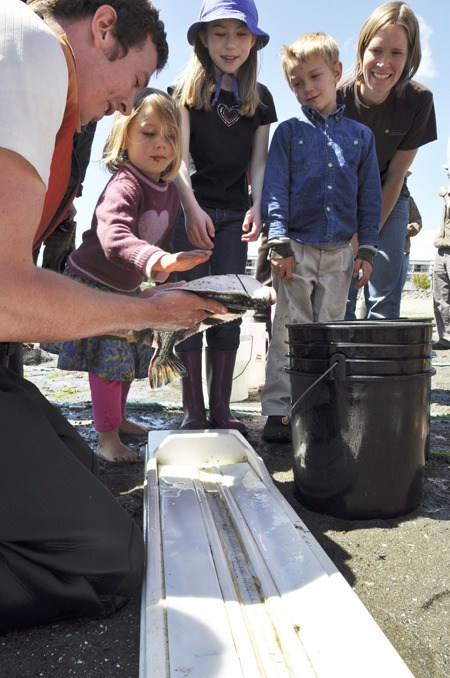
[{"xmin": 74, "ymin": 0, "xmax": 449, "ymax": 261}]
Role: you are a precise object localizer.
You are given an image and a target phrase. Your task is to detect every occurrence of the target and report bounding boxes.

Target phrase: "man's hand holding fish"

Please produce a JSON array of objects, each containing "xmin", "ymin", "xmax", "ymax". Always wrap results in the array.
[{"xmin": 139, "ymin": 282, "xmax": 227, "ymax": 331}]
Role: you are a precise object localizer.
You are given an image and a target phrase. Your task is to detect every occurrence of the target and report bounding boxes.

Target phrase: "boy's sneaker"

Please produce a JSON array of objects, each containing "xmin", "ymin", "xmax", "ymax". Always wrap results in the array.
[
  {"xmin": 432, "ymin": 339, "xmax": 450, "ymax": 350},
  {"xmin": 262, "ymin": 415, "xmax": 292, "ymax": 443}
]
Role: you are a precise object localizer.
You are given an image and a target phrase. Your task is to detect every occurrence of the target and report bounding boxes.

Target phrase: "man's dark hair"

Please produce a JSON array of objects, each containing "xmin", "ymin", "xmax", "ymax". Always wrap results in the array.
[{"xmin": 27, "ymin": 0, "xmax": 168, "ymax": 70}]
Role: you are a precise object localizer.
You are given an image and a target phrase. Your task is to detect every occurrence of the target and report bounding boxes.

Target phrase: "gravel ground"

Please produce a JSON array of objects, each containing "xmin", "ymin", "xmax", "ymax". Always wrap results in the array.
[{"xmin": 1, "ymin": 299, "xmax": 449, "ymax": 678}]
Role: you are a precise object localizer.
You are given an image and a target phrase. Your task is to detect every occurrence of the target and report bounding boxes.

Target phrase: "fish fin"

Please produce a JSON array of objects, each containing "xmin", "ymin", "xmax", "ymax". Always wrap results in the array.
[{"xmin": 148, "ymin": 354, "xmax": 187, "ymax": 389}]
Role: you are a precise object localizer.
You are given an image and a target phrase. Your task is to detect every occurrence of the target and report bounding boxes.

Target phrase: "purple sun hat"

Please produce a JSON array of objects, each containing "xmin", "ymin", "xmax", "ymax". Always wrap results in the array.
[{"xmin": 187, "ymin": 0, "xmax": 270, "ymax": 50}]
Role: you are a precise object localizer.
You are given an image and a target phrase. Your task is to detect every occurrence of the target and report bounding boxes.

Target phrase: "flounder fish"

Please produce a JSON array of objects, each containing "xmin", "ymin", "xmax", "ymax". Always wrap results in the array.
[{"xmin": 137, "ymin": 274, "xmax": 276, "ymax": 388}]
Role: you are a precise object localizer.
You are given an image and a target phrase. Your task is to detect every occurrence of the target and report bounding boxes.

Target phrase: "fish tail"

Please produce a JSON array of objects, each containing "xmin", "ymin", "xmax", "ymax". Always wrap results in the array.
[{"xmin": 148, "ymin": 354, "xmax": 187, "ymax": 389}]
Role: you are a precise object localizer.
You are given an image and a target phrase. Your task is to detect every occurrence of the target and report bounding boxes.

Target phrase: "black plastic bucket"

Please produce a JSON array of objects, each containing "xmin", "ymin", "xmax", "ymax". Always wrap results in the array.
[
  {"xmin": 286, "ymin": 319, "xmax": 434, "ymax": 520},
  {"xmin": 287, "ymin": 318, "xmax": 433, "ymax": 344},
  {"xmin": 286, "ymin": 355, "xmax": 431, "ymax": 376},
  {"xmin": 287, "ymin": 340, "xmax": 431, "ymax": 360}
]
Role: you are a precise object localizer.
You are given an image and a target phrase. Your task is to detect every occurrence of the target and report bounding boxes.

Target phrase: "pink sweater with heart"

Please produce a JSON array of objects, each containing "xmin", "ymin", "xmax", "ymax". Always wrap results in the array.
[{"xmin": 68, "ymin": 163, "xmax": 180, "ymax": 293}]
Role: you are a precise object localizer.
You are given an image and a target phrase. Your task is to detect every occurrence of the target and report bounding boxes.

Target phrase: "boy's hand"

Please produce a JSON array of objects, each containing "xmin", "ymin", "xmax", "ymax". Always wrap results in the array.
[
  {"xmin": 271, "ymin": 255, "xmax": 295, "ymax": 279},
  {"xmin": 352, "ymin": 259, "xmax": 373, "ymax": 289}
]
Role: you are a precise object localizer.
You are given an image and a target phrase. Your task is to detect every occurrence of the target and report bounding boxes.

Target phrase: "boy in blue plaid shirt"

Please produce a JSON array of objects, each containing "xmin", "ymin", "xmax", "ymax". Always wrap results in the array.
[{"xmin": 261, "ymin": 32, "xmax": 381, "ymax": 443}]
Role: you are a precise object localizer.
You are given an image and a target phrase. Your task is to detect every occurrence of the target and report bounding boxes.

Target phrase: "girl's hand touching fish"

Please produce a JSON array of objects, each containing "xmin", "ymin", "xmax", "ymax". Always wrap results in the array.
[{"xmin": 153, "ymin": 249, "xmax": 212, "ymax": 273}]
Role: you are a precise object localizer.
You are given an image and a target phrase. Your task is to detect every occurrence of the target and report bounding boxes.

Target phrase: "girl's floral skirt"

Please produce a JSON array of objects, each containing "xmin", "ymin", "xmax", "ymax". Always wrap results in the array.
[
  {"xmin": 57, "ymin": 333, "xmax": 152, "ymax": 381},
  {"xmin": 55, "ymin": 275, "xmax": 153, "ymax": 381}
]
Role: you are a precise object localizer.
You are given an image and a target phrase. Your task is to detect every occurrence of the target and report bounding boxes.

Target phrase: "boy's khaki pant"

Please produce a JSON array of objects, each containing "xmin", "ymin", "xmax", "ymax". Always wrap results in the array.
[{"xmin": 261, "ymin": 242, "xmax": 354, "ymax": 417}]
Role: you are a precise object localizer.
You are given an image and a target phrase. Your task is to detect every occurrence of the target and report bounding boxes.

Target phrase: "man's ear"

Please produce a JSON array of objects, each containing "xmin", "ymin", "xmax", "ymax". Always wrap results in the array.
[{"xmin": 91, "ymin": 5, "xmax": 117, "ymax": 47}]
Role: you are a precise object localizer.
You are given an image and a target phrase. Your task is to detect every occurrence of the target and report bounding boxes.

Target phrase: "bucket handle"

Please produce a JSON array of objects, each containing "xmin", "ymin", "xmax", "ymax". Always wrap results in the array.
[{"xmin": 289, "ymin": 354, "xmax": 346, "ymax": 417}]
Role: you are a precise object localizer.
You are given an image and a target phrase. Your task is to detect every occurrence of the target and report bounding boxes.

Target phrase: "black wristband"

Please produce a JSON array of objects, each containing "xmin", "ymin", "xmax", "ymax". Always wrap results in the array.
[
  {"xmin": 269, "ymin": 241, "xmax": 295, "ymax": 260},
  {"xmin": 357, "ymin": 247, "xmax": 376, "ymax": 266}
]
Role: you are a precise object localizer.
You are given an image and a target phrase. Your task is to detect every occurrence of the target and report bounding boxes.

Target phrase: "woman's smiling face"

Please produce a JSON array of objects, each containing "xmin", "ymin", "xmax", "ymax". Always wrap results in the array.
[{"xmin": 360, "ymin": 24, "xmax": 409, "ymax": 105}]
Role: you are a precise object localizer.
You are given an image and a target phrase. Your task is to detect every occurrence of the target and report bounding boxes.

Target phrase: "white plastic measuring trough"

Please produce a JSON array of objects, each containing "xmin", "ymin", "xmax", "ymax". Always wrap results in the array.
[{"xmin": 140, "ymin": 430, "xmax": 414, "ymax": 678}]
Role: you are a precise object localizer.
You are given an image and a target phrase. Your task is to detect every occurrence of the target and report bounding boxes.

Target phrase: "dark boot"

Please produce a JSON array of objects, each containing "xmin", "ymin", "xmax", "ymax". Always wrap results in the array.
[
  {"xmin": 206, "ymin": 348, "xmax": 248, "ymax": 435},
  {"xmin": 178, "ymin": 351, "xmax": 208, "ymax": 429}
]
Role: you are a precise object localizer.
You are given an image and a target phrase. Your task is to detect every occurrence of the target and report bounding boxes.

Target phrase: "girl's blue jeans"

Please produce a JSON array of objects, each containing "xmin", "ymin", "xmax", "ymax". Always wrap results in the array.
[{"xmin": 171, "ymin": 207, "xmax": 248, "ymax": 352}]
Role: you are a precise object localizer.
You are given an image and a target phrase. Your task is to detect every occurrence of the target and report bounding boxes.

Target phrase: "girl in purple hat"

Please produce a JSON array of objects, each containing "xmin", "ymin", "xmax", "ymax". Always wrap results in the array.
[{"xmin": 170, "ymin": 0, "xmax": 277, "ymax": 433}]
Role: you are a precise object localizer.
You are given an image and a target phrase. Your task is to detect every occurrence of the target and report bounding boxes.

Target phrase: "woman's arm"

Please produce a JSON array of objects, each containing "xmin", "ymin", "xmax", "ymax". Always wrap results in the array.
[
  {"xmin": 242, "ymin": 123, "xmax": 271, "ymax": 242},
  {"xmin": 174, "ymin": 106, "xmax": 215, "ymax": 250}
]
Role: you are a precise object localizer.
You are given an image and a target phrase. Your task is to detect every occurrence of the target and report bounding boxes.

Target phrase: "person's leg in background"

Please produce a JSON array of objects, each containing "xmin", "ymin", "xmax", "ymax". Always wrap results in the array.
[
  {"xmin": 0, "ymin": 367, "xmax": 144, "ymax": 634},
  {"xmin": 400, "ymin": 252, "xmax": 410, "ymax": 293},
  {"xmin": 345, "ymin": 279, "xmax": 359, "ymax": 320},
  {"xmin": 396, "ymin": 250, "xmax": 410, "ymax": 310},
  {"xmin": 433, "ymin": 248, "xmax": 450, "ymax": 348},
  {"xmin": 365, "ymin": 192, "xmax": 409, "ymax": 319}
]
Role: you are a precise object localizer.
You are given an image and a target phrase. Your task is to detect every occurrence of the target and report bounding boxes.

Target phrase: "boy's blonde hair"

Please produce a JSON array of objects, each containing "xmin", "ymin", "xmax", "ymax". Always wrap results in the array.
[
  {"xmin": 102, "ymin": 88, "xmax": 182, "ymax": 182},
  {"xmin": 281, "ymin": 32, "xmax": 340, "ymax": 86},
  {"xmin": 354, "ymin": 2, "xmax": 421, "ymax": 93},
  {"xmin": 171, "ymin": 30, "xmax": 260, "ymax": 116}
]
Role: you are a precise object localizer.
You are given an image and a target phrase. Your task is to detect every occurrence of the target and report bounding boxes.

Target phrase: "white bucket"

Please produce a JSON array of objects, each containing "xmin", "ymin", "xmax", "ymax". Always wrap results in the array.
[
  {"xmin": 202, "ymin": 322, "xmax": 268, "ymax": 403},
  {"xmin": 231, "ymin": 322, "xmax": 268, "ymax": 401},
  {"xmin": 230, "ymin": 332, "xmax": 251, "ymax": 402},
  {"xmin": 244, "ymin": 321, "xmax": 268, "ymax": 389}
]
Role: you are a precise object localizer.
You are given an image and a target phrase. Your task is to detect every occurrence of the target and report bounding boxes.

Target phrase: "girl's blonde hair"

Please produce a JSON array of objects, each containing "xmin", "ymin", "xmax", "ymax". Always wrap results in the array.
[
  {"xmin": 354, "ymin": 1, "xmax": 421, "ymax": 94},
  {"xmin": 102, "ymin": 88, "xmax": 182, "ymax": 182},
  {"xmin": 281, "ymin": 33, "xmax": 340, "ymax": 86},
  {"xmin": 171, "ymin": 29, "xmax": 260, "ymax": 116}
]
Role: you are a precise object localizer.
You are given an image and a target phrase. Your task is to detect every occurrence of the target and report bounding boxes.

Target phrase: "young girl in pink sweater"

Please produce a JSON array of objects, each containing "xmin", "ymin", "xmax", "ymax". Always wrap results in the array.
[{"xmin": 58, "ymin": 89, "xmax": 210, "ymax": 462}]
